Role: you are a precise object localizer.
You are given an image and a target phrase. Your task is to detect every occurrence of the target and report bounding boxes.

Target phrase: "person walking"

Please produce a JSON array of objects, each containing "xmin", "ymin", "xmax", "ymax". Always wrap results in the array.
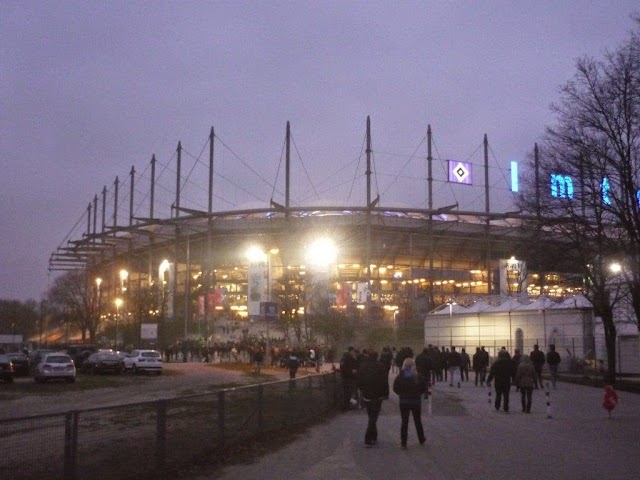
[
  {"xmin": 357, "ymin": 351, "xmax": 389, "ymax": 447},
  {"xmin": 459, "ymin": 347, "xmax": 470, "ymax": 382},
  {"xmin": 415, "ymin": 347, "xmax": 432, "ymax": 388},
  {"xmin": 393, "ymin": 357, "xmax": 427, "ymax": 449},
  {"xmin": 253, "ymin": 348, "xmax": 264, "ymax": 374},
  {"xmin": 603, "ymin": 384, "xmax": 619, "ymax": 419},
  {"xmin": 340, "ymin": 347, "xmax": 358, "ymax": 410},
  {"xmin": 546, "ymin": 344, "xmax": 561, "ymax": 389},
  {"xmin": 515, "ymin": 355, "xmax": 536, "ymax": 413},
  {"xmin": 448, "ymin": 346, "xmax": 462, "ymax": 388},
  {"xmin": 487, "ymin": 350, "xmax": 515, "ymax": 413},
  {"xmin": 287, "ymin": 352, "xmax": 299, "ymax": 379},
  {"xmin": 530, "ymin": 344, "xmax": 546, "ymax": 388}
]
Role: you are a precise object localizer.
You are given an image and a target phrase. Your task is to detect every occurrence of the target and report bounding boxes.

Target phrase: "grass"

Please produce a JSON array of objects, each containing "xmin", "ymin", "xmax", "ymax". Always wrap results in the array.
[
  {"xmin": 0, "ymin": 371, "xmax": 165, "ymax": 397},
  {"xmin": 205, "ymin": 362, "xmax": 279, "ymax": 382}
]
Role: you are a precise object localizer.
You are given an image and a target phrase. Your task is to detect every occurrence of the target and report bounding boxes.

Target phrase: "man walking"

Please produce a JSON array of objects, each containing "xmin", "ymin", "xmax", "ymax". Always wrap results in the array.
[
  {"xmin": 448, "ymin": 346, "xmax": 462, "ymax": 388},
  {"xmin": 487, "ymin": 350, "xmax": 515, "ymax": 413},
  {"xmin": 546, "ymin": 344, "xmax": 561, "ymax": 389},
  {"xmin": 530, "ymin": 344, "xmax": 545, "ymax": 388},
  {"xmin": 340, "ymin": 346, "xmax": 358, "ymax": 409},
  {"xmin": 357, "ymin": 351, "xmax": 389, "ymax": 447}
]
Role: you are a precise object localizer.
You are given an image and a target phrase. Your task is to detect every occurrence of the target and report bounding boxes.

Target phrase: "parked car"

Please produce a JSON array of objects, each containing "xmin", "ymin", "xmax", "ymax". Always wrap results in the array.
[
  {"xmin": 28, "ymin": 349, "xmax": 56, "ymax": 373},
  {"xmin": 33, "ymin": 352, "xmax": 76, "ymax": 383},
  {"xmin": 66, "ymin": 344, "xmax": 97, "ymax": 369},
  {"xmin": 0, "ymin": 354, "xmax": 14, "ymax": 383},
  {"xmin": 123, "ymin": 349, "xmax": 163, "ymax": 375},
  {"xmin": 7, "ymin": 352, "xmax": 30, "ymax": 376},
  {"xmin": 83, "ymin": 351, "xmax": 123, "ymax": 375}
]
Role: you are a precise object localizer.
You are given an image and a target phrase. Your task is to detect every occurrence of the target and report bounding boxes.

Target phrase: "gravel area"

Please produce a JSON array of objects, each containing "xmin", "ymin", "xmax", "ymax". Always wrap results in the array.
[{"xmin": 0, "ymin": 362, "xmax": 292, "ymax": 419}]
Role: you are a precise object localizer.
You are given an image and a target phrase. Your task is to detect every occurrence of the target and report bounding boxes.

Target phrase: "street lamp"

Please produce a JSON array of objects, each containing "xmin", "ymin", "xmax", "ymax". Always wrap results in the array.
[
  {"xmin": 114, "ymin": 298, "xmax": 123, "ymax": 350},
  {"xmin": 446, "ymin": 298, "xmax": 456, "ymax": 319}
]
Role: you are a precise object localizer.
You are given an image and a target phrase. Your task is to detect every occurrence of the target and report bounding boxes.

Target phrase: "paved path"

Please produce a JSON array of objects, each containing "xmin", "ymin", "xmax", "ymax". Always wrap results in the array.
[{"xmin": 198, "ymin": 375, "xmax": 640, "ymax": 480}]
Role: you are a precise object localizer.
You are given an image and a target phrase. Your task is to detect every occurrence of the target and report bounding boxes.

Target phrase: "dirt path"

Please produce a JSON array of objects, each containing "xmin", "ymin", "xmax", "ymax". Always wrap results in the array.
[{"xmin": 1, "ymin": 363, "xmax": 294, "ymax": 419}]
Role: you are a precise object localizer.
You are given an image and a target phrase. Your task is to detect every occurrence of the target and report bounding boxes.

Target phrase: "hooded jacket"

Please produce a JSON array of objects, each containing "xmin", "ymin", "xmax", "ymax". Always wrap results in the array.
[
  {"xmin": 515, "ymin": 356, "xmax": 536, "ymax": 389},
  {"xmin": 393, "ymin": 367, "xmax": 427, "ymax": 405}
]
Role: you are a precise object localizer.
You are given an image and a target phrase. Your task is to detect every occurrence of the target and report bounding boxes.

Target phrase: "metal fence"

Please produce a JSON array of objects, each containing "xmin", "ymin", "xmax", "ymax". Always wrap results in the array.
[{"xmin": 0, "ymin": 371, "xmax": 341, "ymax": 480}]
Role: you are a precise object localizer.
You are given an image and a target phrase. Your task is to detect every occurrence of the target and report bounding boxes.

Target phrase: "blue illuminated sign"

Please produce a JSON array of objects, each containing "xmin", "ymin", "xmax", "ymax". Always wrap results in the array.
[
  {"xmin": 511, "ymin": 161, "xmax": 518, "ymax": 192},
  {"xmin": 601, "ymin": 177, "xmax": 611, "ymax": 205},
  {"xmin": 550, "ymin": 174, "xmax": 574, "ymax": 199}
]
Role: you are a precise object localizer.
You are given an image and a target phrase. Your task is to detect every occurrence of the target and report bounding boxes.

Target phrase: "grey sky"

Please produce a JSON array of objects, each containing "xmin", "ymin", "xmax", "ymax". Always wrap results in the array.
[{"xmin": 1, "ymin": 1, "xmax": 638, "ymax": 301}]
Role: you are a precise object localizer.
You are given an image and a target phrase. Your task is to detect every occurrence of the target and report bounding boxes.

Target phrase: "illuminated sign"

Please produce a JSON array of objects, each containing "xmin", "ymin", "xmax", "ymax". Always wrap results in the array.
[
  {"xmin": 550, "ymin": 174, "xmax": 574, "ymax": 199},
  {"xmin": 511, "ymin": 161, "xmax": 518, "ymax": 192},
  {"xmin": 601, "ymin": 177, "xmax": 611, "ymax": 205},
  {"xmin": 448, "ymin": 160, "xmax": 473, "ymax": 185}
]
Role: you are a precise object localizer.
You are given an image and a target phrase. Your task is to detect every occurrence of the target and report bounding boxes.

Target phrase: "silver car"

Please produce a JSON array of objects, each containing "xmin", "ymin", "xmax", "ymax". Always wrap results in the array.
[{"xmin": 33, "ymin": 352, "xmax": 76, "ymax": 383}]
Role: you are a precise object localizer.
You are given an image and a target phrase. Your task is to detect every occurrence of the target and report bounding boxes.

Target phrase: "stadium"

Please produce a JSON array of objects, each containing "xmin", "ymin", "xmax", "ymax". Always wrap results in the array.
[{"xmin": 47, "ymin": 119, "xmax": 580, "ymax": 347}]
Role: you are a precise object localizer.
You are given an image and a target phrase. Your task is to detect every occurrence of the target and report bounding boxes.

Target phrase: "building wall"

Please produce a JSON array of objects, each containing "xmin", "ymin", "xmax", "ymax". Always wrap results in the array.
[{"xmin": 424, "ymin": 309, "xmax": 593, "ymax": 369}]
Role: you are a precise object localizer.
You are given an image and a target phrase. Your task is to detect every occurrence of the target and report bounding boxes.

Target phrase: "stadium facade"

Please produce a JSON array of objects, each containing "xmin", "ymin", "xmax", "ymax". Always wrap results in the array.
[{"xmin": 49, "ymin": 119, "xmax": 581, "ymax": 345}]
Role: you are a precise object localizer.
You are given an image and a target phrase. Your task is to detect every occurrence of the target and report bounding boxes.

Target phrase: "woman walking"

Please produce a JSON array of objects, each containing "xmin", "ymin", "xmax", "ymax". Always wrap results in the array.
[
  {"xmin": 393, "ymin": 357, "xmax": 427, "ymax": 449},
  {"xmin": 515, "ymin": 355, "xmax": 536, "ymax": 413}
]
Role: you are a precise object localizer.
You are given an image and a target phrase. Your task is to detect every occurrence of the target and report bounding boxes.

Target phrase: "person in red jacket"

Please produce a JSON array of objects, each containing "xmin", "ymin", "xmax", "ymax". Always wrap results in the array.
[{"xmin": 603, "ymin": 384, "xmax": 619, "ymax": 419}]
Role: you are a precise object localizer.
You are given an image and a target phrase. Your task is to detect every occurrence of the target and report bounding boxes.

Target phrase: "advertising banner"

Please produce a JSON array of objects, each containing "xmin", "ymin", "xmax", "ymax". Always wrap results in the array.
[{"xmin": 247, "ymin": 260, "xmax": 267, "ymax": 316}]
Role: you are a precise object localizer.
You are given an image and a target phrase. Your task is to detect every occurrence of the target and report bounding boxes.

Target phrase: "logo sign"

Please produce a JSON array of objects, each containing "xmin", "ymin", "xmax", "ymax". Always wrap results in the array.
[
  {"xmin": 140, "ymin": 323, "xmax": 158, "ymax": 340},
  {"xmin": 448, "ymin": 160, "xmax": 473, "ymax": 185},
  {"xmin": 260, "ymin": 302, "xmax": 278, "ymax": 320}
]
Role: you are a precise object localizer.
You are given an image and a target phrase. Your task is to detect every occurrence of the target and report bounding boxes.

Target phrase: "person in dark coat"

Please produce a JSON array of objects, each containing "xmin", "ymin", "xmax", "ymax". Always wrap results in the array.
[
  {"xmin": 427, "ymin": 345, "xmax": 440, "ymax": 385},
  {"xmin": 487, "ymin": 350, "xmax": 515, "ymax": 413},
  {"xmin": 511, "ymin": 348, "xmax": 523, "ymax": 390},
  {"xmin": 340, "ymin": 347, "xmax": 358, "ymax": 409},
  {"xmin": 415, "ymin": 347, "xmax": 432, "ymax": 387},
  {"xmin": 393, "ymin": 357, "xmax": 427, "ymax": 449},
  {"xmin": 546, "ymin": 344, "xmax": 561, "ymax": 389},
  {"xmin": 357, "ymin": 351, "xmax": 389, "ymax": 446},
  {"xmin": 287, "ymin": 352, "xmax": 299, "ymax": 379},
  {"xmin": 515, "ymin": 355, "xmax": 536, "ymax": 413},
  {"xmin": 530, "ymin": 344, "xmax": 545, "ymax": 388},
  {"xmin": 459, "ymin": 347, "xmax": 470, "ymax": 382},
  {"xmin": 448, "ymin": 346, "xmax": 462, "ymax": 388}
]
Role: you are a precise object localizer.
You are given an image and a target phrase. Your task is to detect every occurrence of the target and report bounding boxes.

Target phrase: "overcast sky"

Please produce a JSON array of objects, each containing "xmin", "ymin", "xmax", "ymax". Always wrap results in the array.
[{"xmin": 1, "ymin": 1, "xmax": 638, "ymax": 302}]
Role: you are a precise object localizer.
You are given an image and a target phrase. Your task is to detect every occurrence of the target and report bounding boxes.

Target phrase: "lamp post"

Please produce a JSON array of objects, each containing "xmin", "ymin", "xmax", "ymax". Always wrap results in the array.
[{"xmin": 115, "ymin": 298, "xmax": 123, "ymax": 350}]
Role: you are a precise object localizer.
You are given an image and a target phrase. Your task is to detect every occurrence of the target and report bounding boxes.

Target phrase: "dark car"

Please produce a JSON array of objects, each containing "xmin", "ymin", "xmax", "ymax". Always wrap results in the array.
[
  {"xmin": 7, "ymin": 352, "xmax": 30, "ymax": 376},
  {"xmin": 83, "ymin": 352, "xmax": 123, "ymax": 375},
  {"xmin": 66, "ymin": 344, "xmax": 97, "ymax": 369},
  {"xmin": 0, "ymin": 354, "xmax": 14, "ymax": 383}
]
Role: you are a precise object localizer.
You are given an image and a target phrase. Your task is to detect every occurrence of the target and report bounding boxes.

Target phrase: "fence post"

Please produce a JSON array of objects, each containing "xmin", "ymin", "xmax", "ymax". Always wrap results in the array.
[
  {"xmin": 155, "ymin": 400, "xmax": 167, "ymax": 472},
  {"xmin": 257, "ymin": 385, "xmax": 264, "ymax": 436},
  {"xmin": 218, "ymin": 390, "xmax": 225, "ymax": 453},
  {"xmin": 63, "ymin": 411, "xmax": 78, "ymax": 480}
]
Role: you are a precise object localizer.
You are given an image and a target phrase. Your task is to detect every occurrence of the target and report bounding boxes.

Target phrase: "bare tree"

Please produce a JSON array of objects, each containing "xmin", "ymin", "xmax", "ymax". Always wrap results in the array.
[
  {"xmin": 518, "ymin": 18, "xmax": 640, "ymax": 383},
  {"xmin": 48, "ymin": 270, "xmax": 100, "ymax": 342}
]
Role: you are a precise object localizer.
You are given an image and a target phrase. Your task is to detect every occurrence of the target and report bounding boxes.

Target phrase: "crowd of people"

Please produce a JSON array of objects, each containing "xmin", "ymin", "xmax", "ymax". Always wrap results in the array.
[{"xmin": 336, "ymin": 342, "xmax": 584, "ymax": 449}]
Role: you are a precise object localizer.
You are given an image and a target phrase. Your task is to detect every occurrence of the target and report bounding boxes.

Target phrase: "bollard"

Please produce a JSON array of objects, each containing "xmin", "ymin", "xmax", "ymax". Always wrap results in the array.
[{"xmin": 545, "ymin": 382, "xmax": 552, "ymax": 418}]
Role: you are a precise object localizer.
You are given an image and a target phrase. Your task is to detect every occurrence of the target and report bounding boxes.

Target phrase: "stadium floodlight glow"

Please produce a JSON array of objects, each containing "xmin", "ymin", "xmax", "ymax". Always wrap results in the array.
[
  {"xmin": 306, "ymin": 238, "xmax": 337, "ymax": 268},
  {"xmin": 246, "ymin": 245, "xmax": 267, "ymax": 263},
  {"xmin": 610, "ymin": 263, "xmax": 622, "ymax": 274}
]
